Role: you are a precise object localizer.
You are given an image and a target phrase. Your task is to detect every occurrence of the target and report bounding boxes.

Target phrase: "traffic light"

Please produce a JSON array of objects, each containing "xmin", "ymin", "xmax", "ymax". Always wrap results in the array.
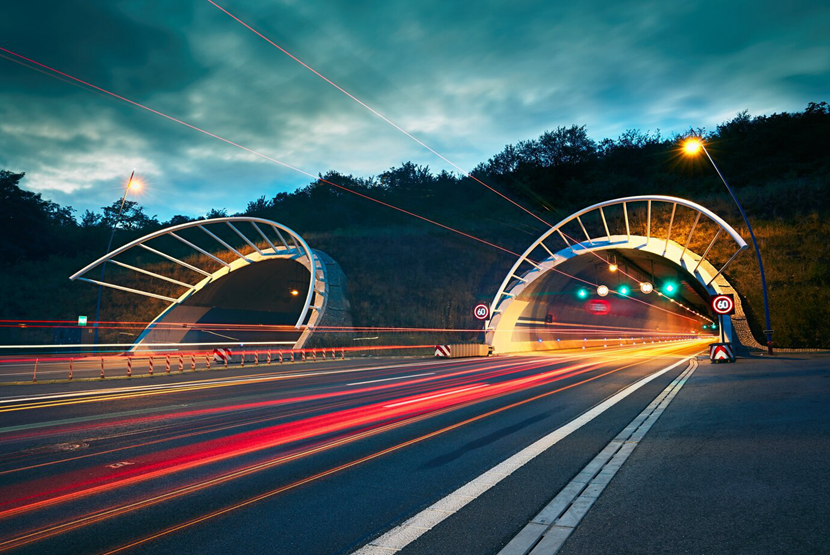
[
  {"xmin": 663, "ymin": 282, "xmax": 677, "ymax": 295},
  {"xmin": 619, "ymin": 285, "xmax": 630, "ymax": 295},
  {"xmin": 577, "ymin": 288, "xmax": 588, "ymax": 299}
]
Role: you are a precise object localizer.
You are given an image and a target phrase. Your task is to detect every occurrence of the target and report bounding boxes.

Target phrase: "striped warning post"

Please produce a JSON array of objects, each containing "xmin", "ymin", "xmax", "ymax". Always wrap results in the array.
[
  {"xmin": 127, "ymin": 357, "xmax": 132, "ymax": 377},
  {"xmin": 148, "ymin": 357, "xmax": 154, "ymax": 376},
  {"xmin": 434, "ymin": 345, "xmax": 451, "ymax": 358}
]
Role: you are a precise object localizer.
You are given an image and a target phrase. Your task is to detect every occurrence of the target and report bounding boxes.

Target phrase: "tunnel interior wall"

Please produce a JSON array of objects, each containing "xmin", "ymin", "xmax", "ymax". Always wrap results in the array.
[
  {"xmin": 135, "ymin": 250, "xmax": 352, "ymax": 351},
  {"xmin": 490, "ymin": 247, "xmax": 718, "ymax": 353}
]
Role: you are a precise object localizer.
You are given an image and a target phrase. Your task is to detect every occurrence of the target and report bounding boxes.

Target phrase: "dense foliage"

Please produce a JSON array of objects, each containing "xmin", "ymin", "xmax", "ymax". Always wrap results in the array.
[{"xmin": 1, "ymin": 102, "xmax": 828, "ymax": 347}]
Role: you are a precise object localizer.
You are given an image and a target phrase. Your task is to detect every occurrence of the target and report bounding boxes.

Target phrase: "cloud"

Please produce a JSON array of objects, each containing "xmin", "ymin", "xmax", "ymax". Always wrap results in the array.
[{"xmin": 0, "ymin": 0, "xmax": 827, "ymax": 219}]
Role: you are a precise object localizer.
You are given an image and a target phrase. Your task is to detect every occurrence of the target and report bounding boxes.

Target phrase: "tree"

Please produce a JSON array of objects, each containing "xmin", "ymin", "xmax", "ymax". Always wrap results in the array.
[
  {"xmin": 101, "ymin": 199, "xmax": 158, "ymax": 231},
  {"xmin": 0, "ymin": 170, "xmax": 76, "ymax": 262}
]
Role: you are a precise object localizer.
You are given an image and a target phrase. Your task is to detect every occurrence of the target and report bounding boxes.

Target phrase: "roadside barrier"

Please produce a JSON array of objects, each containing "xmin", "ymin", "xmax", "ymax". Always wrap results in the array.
[
  {"xmin": 127, "ymin": 357, "xmax": 132, "ymax": 377},
  {"xmin": 165, "ymin": 355, "xmax": 171, "ymax": 374},
  {"xmin": 148, "ymin": 356, "xmax": 153, "ymax": 376}
]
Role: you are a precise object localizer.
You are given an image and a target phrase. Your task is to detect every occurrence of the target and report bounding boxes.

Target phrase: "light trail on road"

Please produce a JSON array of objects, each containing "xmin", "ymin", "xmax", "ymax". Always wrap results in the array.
[{"xmin": 0, "ymin": 341, "xmax": 704, "ymax": 553}]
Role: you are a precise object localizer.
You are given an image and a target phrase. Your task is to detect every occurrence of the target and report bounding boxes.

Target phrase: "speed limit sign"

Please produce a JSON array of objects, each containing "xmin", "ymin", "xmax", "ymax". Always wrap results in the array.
[
  {"xmin": 473, "ymin": 303, "xmax": 490, "ymax": 320},
  {"xmin": 711, "ymin": 294, "xmax": 735, "ymax": 315}
]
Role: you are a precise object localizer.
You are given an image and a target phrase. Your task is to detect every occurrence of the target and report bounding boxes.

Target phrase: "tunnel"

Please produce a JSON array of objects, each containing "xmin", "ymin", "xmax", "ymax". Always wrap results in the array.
[
  {"xmin": 70, "ymin": 217, "xmax": 353, "ymax": 353},
  {"xmin": 486, "ymin": 196, "xmax": 752, "ymax": 354},
  {"xmin": 490, "ymin": 248, "xmax": 714, "ymax": 352}
]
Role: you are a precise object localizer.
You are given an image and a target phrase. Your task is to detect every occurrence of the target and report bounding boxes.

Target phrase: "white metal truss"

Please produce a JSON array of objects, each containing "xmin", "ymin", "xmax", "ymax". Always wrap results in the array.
[
  {"xmin": 70, "ymin": 217, "xmax": 322, "ymax": 330},
  {"xmin": 488, "ymin": 195, "xmax": 748, "ymax": 325}
]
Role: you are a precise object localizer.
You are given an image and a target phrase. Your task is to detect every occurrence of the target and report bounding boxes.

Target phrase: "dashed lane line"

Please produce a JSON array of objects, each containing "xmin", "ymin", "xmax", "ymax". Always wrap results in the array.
[
  {"xmin": 352, "ymin": 355, "xmax": 694, "ymax": 554},
  {"xmin": 499, "ymin": 358, "xmax": 699, "ymax": 555}
]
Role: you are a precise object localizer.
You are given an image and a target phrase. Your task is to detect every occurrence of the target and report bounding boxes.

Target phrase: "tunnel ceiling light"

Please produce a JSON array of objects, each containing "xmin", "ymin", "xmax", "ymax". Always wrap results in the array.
[
  {"xmin": 640, "ymin": 282, "xmax": 653, "ymax": 294},
  {"xmin": 597, "ymin": 285, "xmax": 609, "ymax": 297},
  {"xmin": 608, "ymin": 263, "xmax": 618, "ymax": 272},
  {"xmin": 290, "ymin": 289, "xmax": 300, "ymax": 296}
]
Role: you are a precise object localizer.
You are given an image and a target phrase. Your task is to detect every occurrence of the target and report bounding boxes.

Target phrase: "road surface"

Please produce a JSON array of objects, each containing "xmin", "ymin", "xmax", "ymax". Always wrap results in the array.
[{"xmin": 0, "ymin": 341, "xmax": 704, "ymax": 554}]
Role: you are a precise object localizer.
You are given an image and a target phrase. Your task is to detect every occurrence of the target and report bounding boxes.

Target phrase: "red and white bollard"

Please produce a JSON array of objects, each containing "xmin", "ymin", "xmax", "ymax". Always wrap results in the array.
[
  {"xmin": 312, "ymin": 350, "xmax": 317, "ymax": 361},
  {"xmin": 69, "ymin": 358, "xmax": 73, "ymax": 380},
  {"xmin": 341, "ymin": 349, "xmax": 345, "ymax": 360},
  {"xmin": 148, "ymin": 356, "xmax": 154, "ymax": 376},
  {"xmin": 100, "ymin": 357, "xmax": 105, "ymax": 379},
  {"xmin": 205, "ymin": 355, "xmax": 210, "ymax": 370},
  {"xmin": 278, "ymin": 350, "xmax": 283, "ymax": 363},
  {"xmin": 178, "ymin": 354, "xmax": 184, "ymax": 372},
  {"xmin": 301, "ymin": 350, "xmax": 306, "ymax": 362},
  {"xmin": 322, "ymin": 349, "xmax": 326, "ymax": 361},
  {"xmin": 165, "ymin": 355, "xmax": 171, "ymax": 374},
  {"xmin": 191, "ymin": 354, "xmax": 196, "ymax": 371},
  {"xmin": 224, "ymin": 354, "xmax": 228, "ymax": 369},
  {"xmin": 267, "ymin": 349, "xmax": 271, "ymax": 364},
  {"xmin": 254, "ymin": 351, "xmax": 259, "ymax": 365},
  {"xmin": 331, "ymin": 348, "xmax": 336, "ymax": 360},
  {"xmin": 241, "ymin": 353, "xmax": 245, "ymax": 367},
  {"xmin": 127, "ymin": 357, "xmax": 132, "ymax": 377},
  {"xmin": 289, "ymin": 350, "xmax": 294, "ymax": 362}
]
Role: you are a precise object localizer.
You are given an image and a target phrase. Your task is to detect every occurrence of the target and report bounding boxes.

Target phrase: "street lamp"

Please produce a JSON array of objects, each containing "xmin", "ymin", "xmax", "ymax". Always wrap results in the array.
[
  {"xmin": 682, "ymin": 137, "xmax": 774, "ymax": 354},
  {"xmin": 93, "ymin": 170, "xmax": 138, "ymax": 348}
]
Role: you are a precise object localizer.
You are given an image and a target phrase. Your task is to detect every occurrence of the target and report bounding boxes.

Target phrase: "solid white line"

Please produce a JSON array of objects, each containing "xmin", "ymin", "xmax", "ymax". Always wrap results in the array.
[
  {"xmin": 501, "ymin": 358, "xmax": 699, "ymax": 555},
  {"xmin": 347, "ymin": 373, "xmax": 435, "ymax": 386},
  {"xmin": 383, "ymin": 385, "xmax": 488, "ymax": 408},
  {"xmin": 353, "ymin": 355, "xmax": 693, "ymax": 554}
]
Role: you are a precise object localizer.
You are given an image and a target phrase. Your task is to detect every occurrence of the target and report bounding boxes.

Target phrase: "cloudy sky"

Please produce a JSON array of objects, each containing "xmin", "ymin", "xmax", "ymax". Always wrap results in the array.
[{"xmin": 1, "ymin": 0, "xmax": 827, "ymax": 219}]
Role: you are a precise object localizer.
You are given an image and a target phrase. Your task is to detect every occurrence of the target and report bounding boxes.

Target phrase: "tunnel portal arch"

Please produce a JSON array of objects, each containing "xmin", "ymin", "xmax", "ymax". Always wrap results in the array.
[
  {"xmin": 486, "ymin": 196, "xmax": 749, "ymax": 353},
  {"xmin": 70, "ymin": 217, "xmax": 350, "ymax": 351}
]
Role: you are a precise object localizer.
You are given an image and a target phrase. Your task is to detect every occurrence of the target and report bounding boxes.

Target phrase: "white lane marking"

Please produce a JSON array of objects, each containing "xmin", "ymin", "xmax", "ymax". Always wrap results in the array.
[
  {"xmin": 0, "ymin": 358, "xmax": 484, "ymax": 404},
  {"xmin": 347, "ymin": 373, "xmax": 435, "ymax": 386},
  {"xmin": 353, "ymin": 355, "xmax": 693, "ymax": 555},
  {"xmin": 501, "ymin": 358, "xmax": 699, "ymax": 555},
  {"xmin": 383, "ymin": 385, "xmax": 488, "ymax": 408}
]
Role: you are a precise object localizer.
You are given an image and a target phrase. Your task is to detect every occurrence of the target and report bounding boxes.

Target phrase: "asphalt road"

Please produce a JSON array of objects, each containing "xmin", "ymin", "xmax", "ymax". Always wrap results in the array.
[
  {"xmin": 0, "ymin": 340, "xmax": 704, "ymax": 554},
  {"xmin": 557, "ymin": 352, "xmax": 830, "ymax": 555}
]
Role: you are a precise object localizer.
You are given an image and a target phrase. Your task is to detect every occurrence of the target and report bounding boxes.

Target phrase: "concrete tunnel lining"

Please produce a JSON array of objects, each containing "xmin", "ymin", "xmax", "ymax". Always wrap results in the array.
[{"xmin": 487, "ymin": 234, "xmax": 740, "ymax": 353}]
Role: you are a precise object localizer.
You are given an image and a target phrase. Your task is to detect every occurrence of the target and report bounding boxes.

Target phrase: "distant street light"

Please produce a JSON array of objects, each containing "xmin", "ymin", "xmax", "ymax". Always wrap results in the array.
[
  {"xmin": 597, "ymin": 285, "xmax": 609, "ymax": 297},
  {"xmin": 640, "ymin": 282, "xmax": 654, "ymax": 294},
  {"xmin": 93, "ymin": 170, "xmax": 137, "ymax": 348},
  {"xmin": 682, "ymin": 138, "xmax": 774, "ymax": 354}
]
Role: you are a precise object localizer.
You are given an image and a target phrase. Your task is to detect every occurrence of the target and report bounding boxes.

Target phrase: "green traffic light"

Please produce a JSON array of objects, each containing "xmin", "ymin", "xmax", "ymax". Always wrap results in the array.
[
  {"xmin": 619, "ymin": 285, "xmax": 630, "ymax": 295},
  {"xmin": 663, "ymin": 282, "xmax": 676, "ymax": 295},
  {"xmin": 577, "ymin": 288, "xmax": 588, "ymax": 299}
]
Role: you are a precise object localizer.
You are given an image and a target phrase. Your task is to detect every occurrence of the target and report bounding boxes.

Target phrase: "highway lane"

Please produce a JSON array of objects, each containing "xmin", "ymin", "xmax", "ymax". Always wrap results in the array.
[{"xmin": 0, "ymin": 340, "xmax": 705, "ymax": 554}]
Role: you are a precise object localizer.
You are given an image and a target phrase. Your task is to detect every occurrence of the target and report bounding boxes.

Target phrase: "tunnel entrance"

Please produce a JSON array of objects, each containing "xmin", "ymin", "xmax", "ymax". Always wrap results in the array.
[
  {"xmin": 486, "ymin": 196, "xmax": 750, "ymax": 354},
  {"xmin": 70, "ymin": 217, "xmax": 353, "ymax": 352},
  {"xmin": 496, "ymin": 249, "xmax": 714, "ymax": 352},
  {"xmin": 135, "ymin": 258, "xmax": 311, "ymax": 347}
]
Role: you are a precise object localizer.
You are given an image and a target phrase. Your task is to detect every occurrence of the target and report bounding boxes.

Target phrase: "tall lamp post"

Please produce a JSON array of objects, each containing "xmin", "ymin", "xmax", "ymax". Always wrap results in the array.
[
  {"xmin": 682, "ymin": 139, "xmax": 774, "ymax": 354},
  {"xmin": 92, "ymin": 171, "xmax": 139, "ymax": 348}
]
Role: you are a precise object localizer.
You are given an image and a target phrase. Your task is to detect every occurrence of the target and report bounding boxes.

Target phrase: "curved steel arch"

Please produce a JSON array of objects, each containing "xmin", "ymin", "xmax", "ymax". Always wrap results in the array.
[
  {"xmin": 70, "ymin": 217, "xmax": 322, "ymax": 332},
  {"xmin": 487, "ymin": 196, "xmax": 748, "ymax": 347}
]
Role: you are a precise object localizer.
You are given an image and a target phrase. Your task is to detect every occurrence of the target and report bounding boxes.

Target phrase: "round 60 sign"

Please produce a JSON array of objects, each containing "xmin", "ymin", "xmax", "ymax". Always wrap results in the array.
[
  {"xmin": 711, "ymin": 294, "xmax": 735, "ymax": 316},
  {"xmin": 473, "ymin": 303, "xmax": 490, "ymax": 320}
]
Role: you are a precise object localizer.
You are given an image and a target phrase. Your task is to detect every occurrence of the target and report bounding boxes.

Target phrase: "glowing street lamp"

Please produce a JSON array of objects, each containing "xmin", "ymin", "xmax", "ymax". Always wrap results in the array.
[
  {"xmin": 608, "ymin": 263, "xmax": 618, "ymax": 272},
  {"xmin": 682, "ymin": 137, "xmax": 774, "ymax": 353}
]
